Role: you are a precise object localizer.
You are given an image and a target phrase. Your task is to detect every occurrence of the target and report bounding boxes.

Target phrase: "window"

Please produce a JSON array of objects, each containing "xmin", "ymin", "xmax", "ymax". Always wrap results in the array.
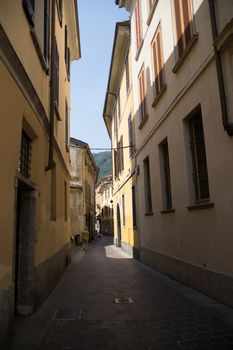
[
  {"xmin": 22, "ymin": 0, "xmax": 35, "ymax": 26},
  {"xmin": 57, "ymin": 0, "xmax": 63, "ymax": 25},
  {"xmin": 44, "ymin": 0, "xmax": 50, "ymax": 67},
  {"xmin": 188, "ymin": 107, "xmax": 210, "ymax": 204},
  {"xmin": 125, "ymin": 53, "xmax": 130, "ymax": 94},
  {"xmin": 117, "ymin": 137, "xmax": 124, "ymax": 174},
  {"xmin": 138, "ymin": 66, "xmax": 147, "ymax": 126},
  {"xmin": 173, "ymin": 0, "xmax": 193, "ymax": 57},
  {"xmin": 51, "ymin": 164, "xmax": 57, "ymax": 221},
  {"xmin": 128, "ymin": 114, "xmax": 135, "ymax": 159},
  {"xmin": 132, "ymin": 185, "xmax": 137, "ymax": 227},
  {"xmin": 152, "ymin": 24, "xmax": 166, "ymax": 100},
  {"xmin": 122, "ymin": 194, "xmax": 125, "ymax": 226},
  {"xmin": 118, "ymin": 93, "xmax": 121, "ymax": 122},
  {"xmin": 65, "ymin": 100, "xmax": 69, "ymax": 146},
  {"xmin": 114, "ymin": 107, "xmax": 117, "ymax": 135},
  {"xmin": 54, "ymin": 40, "xmax": 59, "ymax": 106},
  {"xmin": 64, "ymin": 26, "xmax": 70, "ymax": 79},
  {"xmin": 159, "ymin": 139, "xmax": 172, "ymax": 210},
  {"xmin": 19, "ymin": 131, "xmax": 32, "ymax": 178},
  {"xmin": 148, "ymin": 0, "xmax": 155, "ymax": 11},
  {"xmin": 64, "ymin": 181, "xmax": 67, "ymax": 221},
  {"xmin": 114, "ymin": 149, "xmax": 118, "ymax": 179},
  {"xmin": 135, "ymin": 0, "xmax": 142, "ymax": 51},
  {"xmin": 143, "ymin": 157, "xmax": 153, "ymax": 214}
]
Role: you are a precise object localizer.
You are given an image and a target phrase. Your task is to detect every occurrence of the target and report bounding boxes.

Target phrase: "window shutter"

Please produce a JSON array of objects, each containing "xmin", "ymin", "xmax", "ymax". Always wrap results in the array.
[
  {"xmin": 121, "ymin": 136, "xmax": 124, "ymax": 171},
  {"xmin": 65, "ymin": 100, "xmax": 68, "ymax": 145},
  {"xmin": 22, "ymin": 0, "xmax": 35, "ymax": 26},
  {"xmin": 64, "ymin": 25, "xmax": 68, "ymax": 63},
  {"xmin": 174, "ymin": 0, "xmax": 184, "ymax": 56},
  {"xmin": 54, "ymin": 41, "xmax": 59, "ymax": 106},
  {"xmin": 67, "ymin": 48, "xmax": 70, "ymax": 79},
  {"xmin": 182, "ymin": 0, "xmax": 192, "ymax": 46},
  {"xmin": 128, "ymin": 114, "xmax": 133, "ymax": 159},
  {"xmin": 44, "ymin": 0, "xmax": 50, "ymax": 67},
  {"xmin": 157, "ymin": 30, "xmax": 163, "ymax": 91},
  {"xmin": 135, "ymin": 0, "xmax": 142, "ymax": 50}
]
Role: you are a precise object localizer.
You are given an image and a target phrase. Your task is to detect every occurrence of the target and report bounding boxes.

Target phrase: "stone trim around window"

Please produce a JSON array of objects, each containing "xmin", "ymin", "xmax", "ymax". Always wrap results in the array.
[
  {"xmin": 138, "ymin": 114, "xmax": 149, "ymax": 130},
  {"xmin": 30, "ymin": 28, "xmax": 49, "ymax": 74},
  {"xmin": 172, "ymin": 34, "xmax": 199, "ymax": 74},
  {"xmin": 152, "ymin": 84, "xmax": 167, "ymax": 108},
  {"xmin": 147, "ymin": 0, "xmax": 159, "ymax": 26},
  {"xmin": 187, "ymin": 202, "xmax": 214, "ymax": 211}
]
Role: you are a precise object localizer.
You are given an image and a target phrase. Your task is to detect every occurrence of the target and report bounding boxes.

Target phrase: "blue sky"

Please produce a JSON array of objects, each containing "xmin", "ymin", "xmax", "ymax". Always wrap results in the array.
[{"xmin": 70, "ymin": 1, "xmax": 128, "ymax": 151}]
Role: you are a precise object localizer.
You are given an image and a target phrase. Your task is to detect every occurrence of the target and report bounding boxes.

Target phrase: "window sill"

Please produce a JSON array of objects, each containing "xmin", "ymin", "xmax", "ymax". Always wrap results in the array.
[
  {"xmin": 135, "ymin": 39, "xmax": 144, "ymax": 61},
  {"xmin": 30, "ymin": 28, "xmax": 49, "ymax": 75},
  {"xmin": 55, "ymin": 104, "xmax": 62, "ymax": 121},
  {"xmin": 152, "ymin": 84, "xmax": 167, "ymax": 108},
  {"xmin": 172, "ymin": 34, "xmax": 199, "ymax": 74},
  {"xmin": 214, "ymin": 18, "xmax": 233, "ymax": 52},
  {"xmin": 147, "ymin": 0, "xmax": 159, "ymax": 26},
  {"xmin": 65, "ymin": 144, "xmax": 70, "ymax": 152},
  {"xmin": 187, "ymin": 202, "xmax": 214, "ymax": 211},
  {"xmin": 160, "ymin": 208, "xmax": 175, "ymax": 214},
  {"xmin": 145, "ymin": 212, "xmax": 153, "ymax": 216},
  {"xmin": 138, "ymin": 114, "xmax": 149, "ymax": 130}
]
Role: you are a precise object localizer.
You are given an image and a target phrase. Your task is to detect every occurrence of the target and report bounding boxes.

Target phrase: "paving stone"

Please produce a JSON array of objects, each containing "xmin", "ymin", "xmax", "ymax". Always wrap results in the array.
[{"xmin": 9, "ymin": 236, "xmax": 233, "ymax": 349}]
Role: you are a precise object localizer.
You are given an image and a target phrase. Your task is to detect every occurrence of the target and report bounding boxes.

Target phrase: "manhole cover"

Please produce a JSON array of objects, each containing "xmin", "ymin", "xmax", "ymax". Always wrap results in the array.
[{"xmin": 114, "ymin": 297, "xmax": 133, "ymax": 304}]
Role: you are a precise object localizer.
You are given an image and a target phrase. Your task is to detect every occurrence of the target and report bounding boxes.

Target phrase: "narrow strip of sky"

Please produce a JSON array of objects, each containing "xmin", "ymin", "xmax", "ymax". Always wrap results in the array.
[{"xmin": 70, "ymin": 0, "xmax": 128, "ymax": 151}]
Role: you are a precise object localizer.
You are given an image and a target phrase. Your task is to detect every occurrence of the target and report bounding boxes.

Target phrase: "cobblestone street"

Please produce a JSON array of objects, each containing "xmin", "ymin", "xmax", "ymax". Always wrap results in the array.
[{"xmin": 10, "ymin": 236, "xmax": 233, "ymax": 350}]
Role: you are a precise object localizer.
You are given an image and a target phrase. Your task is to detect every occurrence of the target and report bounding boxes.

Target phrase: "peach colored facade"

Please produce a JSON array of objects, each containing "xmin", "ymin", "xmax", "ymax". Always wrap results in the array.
[{"xmin": 0, "ymin": 1, "xmax": 80, "ymax": 346}]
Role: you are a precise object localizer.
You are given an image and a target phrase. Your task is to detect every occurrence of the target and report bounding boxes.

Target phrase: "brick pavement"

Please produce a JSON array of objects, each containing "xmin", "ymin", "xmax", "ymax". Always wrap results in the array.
[{"xmin": 9, "ymin": 236, "xmax": 233, "ymax": 350}]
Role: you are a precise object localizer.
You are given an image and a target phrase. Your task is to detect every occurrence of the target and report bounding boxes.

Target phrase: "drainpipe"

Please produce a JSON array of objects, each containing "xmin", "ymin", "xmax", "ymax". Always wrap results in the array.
[
  {"xmin": 208, "ymin": 0, "xmax": 233, "ymax": 136},
  {"xmin": 46, "ymin": 0, "xmax": 56, "ymax": 170}
]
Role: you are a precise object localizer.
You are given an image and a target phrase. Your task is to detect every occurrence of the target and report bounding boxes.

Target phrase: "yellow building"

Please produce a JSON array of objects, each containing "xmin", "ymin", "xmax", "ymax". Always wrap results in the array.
[
  {"xmin": 95, "ymin": 175, "xmax": 114, "ymax": 236},
  {"xmin": 0, "ymin": 0, "xmax": 80, "ymax": 346},
  {"xmin": 117, "ymin": 0, "xmax": 233, "ymax": 308},
  {"xmin": 103, "ymin": 21, "xmax": 140, "ymax": 258},
  {"xmin": 70, "ymin": 138, "xmax": 98, "ymax": 242}
]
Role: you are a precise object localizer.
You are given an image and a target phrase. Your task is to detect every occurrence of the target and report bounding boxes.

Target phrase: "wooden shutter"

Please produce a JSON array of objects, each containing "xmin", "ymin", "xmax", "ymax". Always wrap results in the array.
[
  {"xmin": 54, "ymin": 40, "xmax": 59, "ymax": 106},
  {"xmin": 65, "ymin": 100, "xmax": 68, "ymax": 145},
  {"xmin": 174, "ymin": 0, "xmax": 184, "ymax": 57},
  {"xmin": 23, "ymin": 0, "xmax": 35, "ymax": 26},
  {"xmin": 128, "ymin": 114, "xmax": 133, "ymax": 158},
  {"xmin": 44, "ymin": 0, "xmax": 50, "ymax": 67},
  {"xmin": 121, "ymin": 136, "xmax": 124, "ymax": 171},
  {"xmin": 64, "ymin": 25, "xmax": 68, "ymax": 63},
  {"xmin": 182, "ymin": 0, "xmax": 192, "ymax": 46},
  {"xmin": 139, "ymin": 68, "xmax": 147, "ymax": 122},
  {"xmin": 135, "ymin": 0, "xmax": 142, "ymax": 50}
]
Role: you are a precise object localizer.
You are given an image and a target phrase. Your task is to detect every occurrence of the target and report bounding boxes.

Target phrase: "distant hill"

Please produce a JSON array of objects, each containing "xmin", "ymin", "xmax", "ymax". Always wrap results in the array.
[{"xmin": 93, "ymin": 151, "xmax": 112, "ymax": 179}]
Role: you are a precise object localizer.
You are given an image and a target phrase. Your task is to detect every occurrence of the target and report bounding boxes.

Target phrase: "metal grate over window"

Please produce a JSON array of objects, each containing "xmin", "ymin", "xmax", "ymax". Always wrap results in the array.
[
  {"xmin": 189, "ymin": 109, "xmax": 210, "ymax": 204},
  {"xmin": 19, "ymin": 131, "xmax": 31, "ymax": 178},
  {"xmin": 161, "ymin": 140, "xmax": 172, "ymax": 209}
]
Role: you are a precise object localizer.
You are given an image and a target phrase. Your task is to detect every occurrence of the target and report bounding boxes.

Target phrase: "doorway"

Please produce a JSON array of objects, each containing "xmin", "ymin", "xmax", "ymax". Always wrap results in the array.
[
  {"xmin": 14, "ymin": 179, "xmax": 36, "ymax": 315},
  {"xmin": 116, "ymin": 204, "xmax": 121, "ymax": 247}
]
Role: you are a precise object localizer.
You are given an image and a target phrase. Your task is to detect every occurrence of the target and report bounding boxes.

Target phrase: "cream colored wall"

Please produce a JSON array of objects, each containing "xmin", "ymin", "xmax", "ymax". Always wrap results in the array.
[{"xmin": 130, "ymin": 0, "xmax": 233, "ymax": 276}]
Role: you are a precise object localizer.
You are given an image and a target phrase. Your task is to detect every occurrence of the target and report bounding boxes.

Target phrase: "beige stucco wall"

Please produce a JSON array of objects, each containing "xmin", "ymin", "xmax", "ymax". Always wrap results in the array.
[{"xmin": 129, "ymin": 0, "xmax": 233, "ymax": 278}]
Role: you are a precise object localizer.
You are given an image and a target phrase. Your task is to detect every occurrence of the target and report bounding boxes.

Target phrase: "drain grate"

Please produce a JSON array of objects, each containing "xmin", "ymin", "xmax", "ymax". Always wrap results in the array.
[{"xmin": 114, "ymin": 297, "xmax": 133, "ymax": 304}]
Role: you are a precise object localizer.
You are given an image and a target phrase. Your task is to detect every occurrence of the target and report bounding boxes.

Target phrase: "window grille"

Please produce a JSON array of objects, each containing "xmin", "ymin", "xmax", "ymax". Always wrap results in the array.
[
  {"xmin": 19, "ymin": 131, "xmax": 32, "ymax": 178},
  {"xmin": 189, "ymin": 110, "xmax": 210, "ymax": 204},
  {"xmin": 161, "ymin": 140, "xmax": 172, "ymax": 209},
  {"xmin": 143, "ymin": 156, "xmax": 153, "ymax": 214}
]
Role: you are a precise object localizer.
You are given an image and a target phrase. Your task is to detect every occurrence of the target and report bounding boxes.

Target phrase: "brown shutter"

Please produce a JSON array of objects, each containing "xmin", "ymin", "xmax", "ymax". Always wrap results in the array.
[
  {"xmin": 121, "ymin": 136, "xmax": 124, "ymax": 171},
  {"xmin": 135, "ymin": 0, "xmax": 142, "ymax": 50},
  {"xmin": 174, "ymin": 0, "xmax": 184, "ymax": 56},
  {"xmin": 157, "ymin": 30, "xmax": 163, "ymax": 91},
  {"xmin": 182, "ymin": 0, "xmax": 192, "ymax": 46}
]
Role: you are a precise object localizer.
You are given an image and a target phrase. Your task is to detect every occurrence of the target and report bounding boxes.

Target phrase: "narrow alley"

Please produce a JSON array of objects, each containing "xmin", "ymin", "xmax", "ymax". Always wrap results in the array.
[{"xmin": 10, "ymin": 236, "xmax": 233, "ymax": 350}]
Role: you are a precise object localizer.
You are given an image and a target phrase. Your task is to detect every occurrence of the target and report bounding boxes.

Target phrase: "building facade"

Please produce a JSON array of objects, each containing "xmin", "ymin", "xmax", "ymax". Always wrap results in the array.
[
  {"xmin": 104, "ymin": 21, "xmax": 140, "ymax": 257},
  {"xmin": 116, "ymin": 0, "xmax": 233, "ymax": 308},
  {"xmin": 0, "ymin": 1, "xmax": 80, "ymax": 346},
  {"xmin": 95, "ymin": 175, "xmax": 114, "ymax": 236},
  {"xmin": 70, "ymin": 138, "xmax": 98, "ymax": 242}
]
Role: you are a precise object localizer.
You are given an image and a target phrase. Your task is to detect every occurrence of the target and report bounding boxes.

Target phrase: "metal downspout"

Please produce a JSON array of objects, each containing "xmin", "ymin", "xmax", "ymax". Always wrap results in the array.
[
  {"xmin": 46, "ymin": 0, "xmax": 56, "ymax": 170},
  {"xmin": 208, "ymin": 0, "xmax": 233, "ymax": 136}
]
